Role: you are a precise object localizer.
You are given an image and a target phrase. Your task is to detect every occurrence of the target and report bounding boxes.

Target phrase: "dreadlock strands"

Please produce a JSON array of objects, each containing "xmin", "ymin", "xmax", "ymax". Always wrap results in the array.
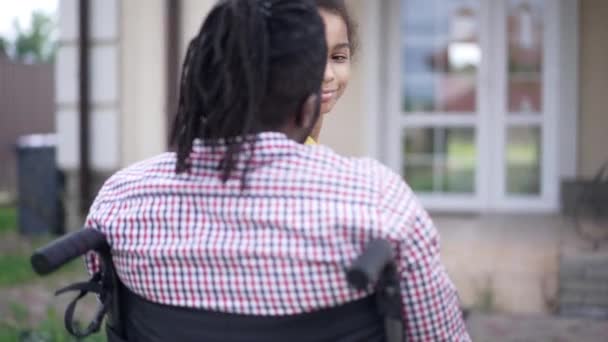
[{"xmin": 170, "ymin": 0, "xmax": 327, "ymax": 187}]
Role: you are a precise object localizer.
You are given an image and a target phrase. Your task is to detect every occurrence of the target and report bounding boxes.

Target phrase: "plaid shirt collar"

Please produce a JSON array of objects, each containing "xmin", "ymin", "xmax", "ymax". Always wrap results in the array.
[{"xmin": 190, "ymin": 132, "xmax": 305, "ymax": 166}]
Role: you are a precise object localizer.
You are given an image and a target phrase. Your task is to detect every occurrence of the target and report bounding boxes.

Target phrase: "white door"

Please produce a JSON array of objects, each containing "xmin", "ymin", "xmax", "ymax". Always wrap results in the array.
[
  {"xmin": 384, "ymin": 0, "xmax": 559, "ymax": 212},
  {"xmin": 491, "ymin": 0, "xmax": 559, "ymax": 211}
]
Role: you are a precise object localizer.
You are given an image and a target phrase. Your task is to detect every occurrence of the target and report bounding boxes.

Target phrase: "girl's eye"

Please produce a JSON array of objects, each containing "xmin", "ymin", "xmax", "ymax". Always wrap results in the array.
[{"xmin": 332, "ymin": 55, "xmax": 349, "ymax": 63}]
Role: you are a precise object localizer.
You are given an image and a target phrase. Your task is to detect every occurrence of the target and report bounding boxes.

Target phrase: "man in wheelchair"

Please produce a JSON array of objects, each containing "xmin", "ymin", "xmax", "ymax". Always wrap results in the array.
[{"xmin": 33, "ymin": 0, "xmax": 470, "ymax": 340}]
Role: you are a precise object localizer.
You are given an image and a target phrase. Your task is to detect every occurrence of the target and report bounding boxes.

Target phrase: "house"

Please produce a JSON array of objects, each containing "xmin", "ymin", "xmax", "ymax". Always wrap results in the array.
[{"xmin": 54, "ymin": 0, "xmax": 608, "ymax": 313}]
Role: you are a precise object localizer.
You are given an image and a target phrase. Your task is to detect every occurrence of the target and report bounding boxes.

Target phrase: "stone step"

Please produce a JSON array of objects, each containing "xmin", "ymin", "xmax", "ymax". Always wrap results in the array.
[{"xmin": 558, "ymin": 252, "xmax": 608, "ymax": 318}]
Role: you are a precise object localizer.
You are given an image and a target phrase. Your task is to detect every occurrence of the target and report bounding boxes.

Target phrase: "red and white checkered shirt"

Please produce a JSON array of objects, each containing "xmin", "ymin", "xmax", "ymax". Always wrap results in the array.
[{"xmin": 85, "ymin": 132, "xmax": 470, "ymax": 341}]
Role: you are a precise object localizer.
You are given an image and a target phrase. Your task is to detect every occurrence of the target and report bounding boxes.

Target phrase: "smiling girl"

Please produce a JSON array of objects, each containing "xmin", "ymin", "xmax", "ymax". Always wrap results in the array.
[{"xmin": 307, "ymin": 0, "xmax": 357, "ymax": 144}]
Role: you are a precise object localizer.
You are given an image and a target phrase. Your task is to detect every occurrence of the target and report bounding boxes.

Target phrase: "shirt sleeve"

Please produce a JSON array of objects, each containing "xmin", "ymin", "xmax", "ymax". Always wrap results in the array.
[
  {"xmin": 83, "ymin": 186, "xmax": 117, "ymax": 277},
  {"xmin": 378, "ymin": 167, "xmax": 471, "ymax": 341}
]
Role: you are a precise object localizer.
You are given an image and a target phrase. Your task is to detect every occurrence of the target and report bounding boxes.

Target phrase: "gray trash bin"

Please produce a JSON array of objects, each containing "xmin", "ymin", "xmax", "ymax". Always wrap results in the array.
[{"xmin": 16, "ymin": 134, "xmax": 63, "ymax": 235}]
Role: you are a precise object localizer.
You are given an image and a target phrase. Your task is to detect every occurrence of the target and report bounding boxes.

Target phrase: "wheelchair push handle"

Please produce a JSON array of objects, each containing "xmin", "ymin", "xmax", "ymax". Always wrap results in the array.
[
  {"xmin": 31, "ymin": 229, "xmax": 109, "ymax": 275},
  {"xmin": 346, "ymin": 239, "xmax": 395, "ymax": 290}
]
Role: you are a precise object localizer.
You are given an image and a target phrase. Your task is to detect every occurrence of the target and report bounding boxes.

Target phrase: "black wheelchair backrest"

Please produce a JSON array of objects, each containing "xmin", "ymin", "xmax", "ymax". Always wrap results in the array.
[{"xmin": 31, "ymin": 230, "xmax": 404, "ymax": 342}]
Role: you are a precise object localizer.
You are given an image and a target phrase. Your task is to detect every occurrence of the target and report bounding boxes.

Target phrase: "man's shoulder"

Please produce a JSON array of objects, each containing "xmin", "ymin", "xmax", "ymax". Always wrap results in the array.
[
  {"xmin": 311, "ymin": 146, "xmax": 397, "ymax": 178},
  {"xmin": 94, "ymin": 153, "xmax": 175, "ymax": 202},
  {"xmin": 302, "ymin": 146, "xmax": 401, "ymax": 191}
]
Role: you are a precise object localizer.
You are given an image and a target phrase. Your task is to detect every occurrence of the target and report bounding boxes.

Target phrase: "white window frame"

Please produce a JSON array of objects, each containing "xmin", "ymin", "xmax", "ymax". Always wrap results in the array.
[
  {"xmin": 491, "ymin": 0, "xmax": 559, "ymax": 212},
  {"xmin": 378, "ymin": 0, "xmax": 578, "ymax": 213}
]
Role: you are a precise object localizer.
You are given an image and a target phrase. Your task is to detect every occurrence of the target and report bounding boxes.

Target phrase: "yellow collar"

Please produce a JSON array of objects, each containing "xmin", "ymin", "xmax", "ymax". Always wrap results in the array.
[{"xmin": 305, "ymin": 136, "xmax": 317, "ymax": 145}]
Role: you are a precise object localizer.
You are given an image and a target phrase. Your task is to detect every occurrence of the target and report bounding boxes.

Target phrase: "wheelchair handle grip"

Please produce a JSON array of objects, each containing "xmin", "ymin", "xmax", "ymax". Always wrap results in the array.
[
  {"xmin": 31, "ymin": 229, "xmax": 109, "ymax": 276},
  {"xmin": 346, "ymin": 239, "xmax": 395, "ymax": 290}
]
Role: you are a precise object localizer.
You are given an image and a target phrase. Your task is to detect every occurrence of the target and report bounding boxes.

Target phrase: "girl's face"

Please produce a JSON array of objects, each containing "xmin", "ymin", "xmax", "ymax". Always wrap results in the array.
[{"xmin": 319, "ymin": 9, "xmax": 352, "ymax": 115}]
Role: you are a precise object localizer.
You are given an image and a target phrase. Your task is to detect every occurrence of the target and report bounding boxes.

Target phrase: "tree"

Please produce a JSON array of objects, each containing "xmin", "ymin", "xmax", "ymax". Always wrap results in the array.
[
  {"xmin": 0, "ymin": 36, "xmax": 8, "ymax": 57},
  {"xmin": 4, "ymin": 11, "xmax": 57, "ymax": 63}
]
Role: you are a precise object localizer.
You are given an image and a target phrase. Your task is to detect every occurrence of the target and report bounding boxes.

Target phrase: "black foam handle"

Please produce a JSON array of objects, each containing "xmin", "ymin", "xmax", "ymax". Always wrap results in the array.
[
  {"xmin": 346, "ymin": 239, "xmax": 395, "ymax": 290},
  {"xmin": 31, "ymin": 229, "xmax": 108, "ymax": 275}
]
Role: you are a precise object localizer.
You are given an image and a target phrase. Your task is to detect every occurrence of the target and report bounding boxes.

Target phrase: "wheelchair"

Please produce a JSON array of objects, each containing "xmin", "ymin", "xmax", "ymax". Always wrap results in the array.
[{"xmin": 31, "ymin": 229, "xmax": 405, "ymax": 342}]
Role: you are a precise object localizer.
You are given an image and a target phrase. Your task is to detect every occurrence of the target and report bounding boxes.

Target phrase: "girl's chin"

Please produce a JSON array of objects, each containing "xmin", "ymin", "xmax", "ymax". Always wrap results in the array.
[{"xmin": 320, "ymin": 102, "xmax": 335, "ymax": 115}]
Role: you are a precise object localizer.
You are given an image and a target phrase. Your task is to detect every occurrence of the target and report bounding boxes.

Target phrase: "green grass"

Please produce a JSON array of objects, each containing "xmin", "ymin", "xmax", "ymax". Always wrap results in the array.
[
  {"xmin": 0, "ymin": 207, "xmax": 17, "ymax": 235},
  {"xmin": 0, "ymin": 231, "xmax": 84, "ymax": 288},
  {"xmin": 0, "ymin": 303, "xmax": 106, "ymax": 342},
  {"xmin": 0, "ymin": 256, "xmax": 96, "ymax": 341},
  {"xmin": 0, "ymin": 207, "xmax": 105, "ymax": 341},
  {"xmin": 0, "ymin": 206, "xmax": 83, "ymax": 287},
  {"xmin": 0, "ymin": 254, "xmax": 35, "ymax": 287},
  {"xmin": 0, "ymin": 252, "xmax": 83, "ymax": 287}
]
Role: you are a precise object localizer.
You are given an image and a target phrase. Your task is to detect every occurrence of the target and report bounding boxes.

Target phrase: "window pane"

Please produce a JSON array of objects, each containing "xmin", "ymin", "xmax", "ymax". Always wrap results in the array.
[
  {"xmin": 402, "ymin": 0, "xmax": 437, "ymax": 37},
  {"xmin": 442, "ymin": 128, "xmax": 476, "ymax": 193},
  {"xmin": 403, "ymin": 127, "xmax": 476, "ymax": 194},
  {"xmin": 403, "ymin": 127, "xmax": 436, "ymax": 155},
  {"xmin": 403, "ymin": 77, "xmax": 435, "ymax": 112},
  {"xmin": 440, "ymin": 73, "xmax": 477, "ymax": 112},
  {"xmin": 508, "ymin": 76, "xmax": 541, "ymax": 112},
  {"xmin": 403, "ymin": 128, "xmax": 436, "ymax": 192},
  {"xmin": 404, "ymin": 164, "xmax": 435, "ymax": 192},
  {"xmin": 402, "ymin": 0, "xmax": 480, "ymax": 114},
  {"xmin": 506, "ymin": 126, "xmax": 541, "ymax": 195},
  {"xmin": 508, "ymin": 0, "xmax": 543, "ymax": 113}
]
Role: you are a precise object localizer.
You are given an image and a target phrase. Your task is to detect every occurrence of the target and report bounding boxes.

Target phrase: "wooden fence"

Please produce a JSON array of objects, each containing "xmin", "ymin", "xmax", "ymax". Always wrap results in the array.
[{"xmin": 0, "ymin": 55, "xmax": 54, "ymax": 202}]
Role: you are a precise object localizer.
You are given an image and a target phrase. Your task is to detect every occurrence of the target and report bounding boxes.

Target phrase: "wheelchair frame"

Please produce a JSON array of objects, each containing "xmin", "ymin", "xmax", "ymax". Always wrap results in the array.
[{"xmin": 31, "ymin": 229, "xmax": 404, "ymax": 342}]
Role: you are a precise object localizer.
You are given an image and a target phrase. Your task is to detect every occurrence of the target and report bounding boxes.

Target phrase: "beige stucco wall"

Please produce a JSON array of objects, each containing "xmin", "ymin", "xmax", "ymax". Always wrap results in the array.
[
  {"xmin": 579, "ymin": 0, "xmax": 608, "ymax": 178},
  {"xmin": 120, "ymin": 0, "xmax": 167, "ymax": 167},
  {"xmin": 120, "ymin": 0, "xmax": 216, "ymax": 167},
  {"xmin": 181, "ymin": 0, "xmax": 216, "ymax": 60}
]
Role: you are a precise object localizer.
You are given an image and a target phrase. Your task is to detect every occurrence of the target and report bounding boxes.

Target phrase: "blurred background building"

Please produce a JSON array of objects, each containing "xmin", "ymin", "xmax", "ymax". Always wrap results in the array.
[{"xmin": 48, "ymin": 0, "xmax": 606, "ymax": 217}]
